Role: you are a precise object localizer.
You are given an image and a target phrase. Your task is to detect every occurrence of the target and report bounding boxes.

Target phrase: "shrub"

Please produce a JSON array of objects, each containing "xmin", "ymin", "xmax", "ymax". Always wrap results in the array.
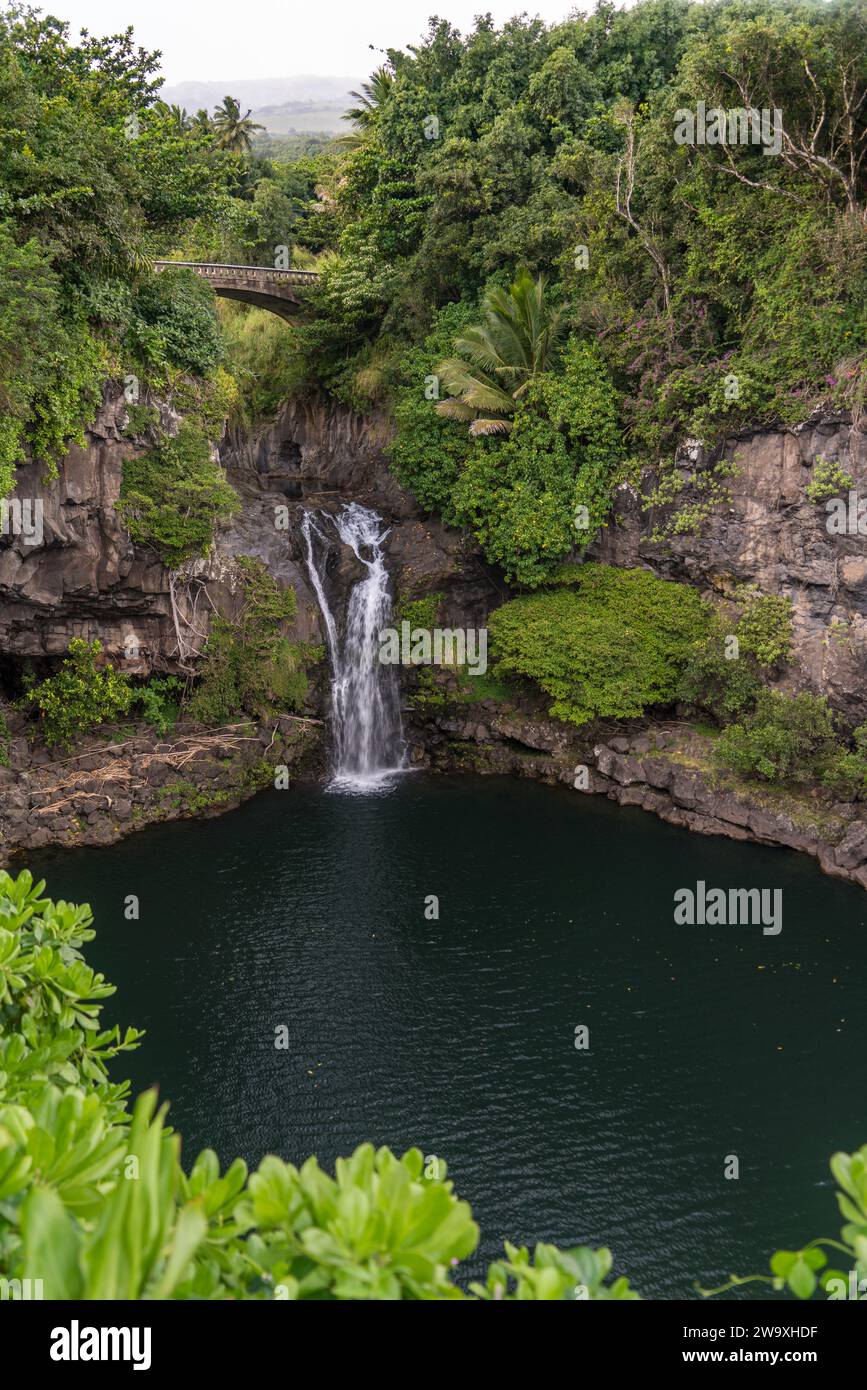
[
  {"xmin": 489, "ymin": 564, "xmax": 711, "ymax": 725},
  {"xmin": 822, "ymin": 724, "xmax": 867, "ymax": 801},
  {"xmin": 118, "ymin": 422, "xmax": 240, "ymax": 567},
  {"xmin": 19, "ymin": 639, "xmax": 132, "ymax": 747},
  {"xmin": 127, "ymin": 268, "xmax": 223, "ymax": 379},
  {"xmin": 134, "ymin": 677, "xmax": 183, "ymax": 736},
  {"xmin": 189, "ymin": 558, "xmax": 316, "ymax": 725},
  {"xmin": 676, "ymin": 622, "xmax": 764, "ymax": 723},
  {"xmin": 735, "ymin": 588, "xmax": 794, "ymax": 668},
  {"xmin": 393, "ymin": 591, "xmax": 443, "ymax": 631},
  {"xmin": 805, "ymin": 455, "xmax": 854, "ymax": 504},
  {"xmin": 0, "ymin": 869, "xmax": 638, "ymax": 1300},
  {"xmin": 714, "ymin": 689, "xmax": 839, "ymax": 784},
  {"xmin": 644, "ymin": 457, "xmax": 742, "ymax": 543},
  {"xmin": 121, "ymin": 403, "xmax": 161, "ymax": 440},
  {"xmin": 677, "ymin": 590, "xmax": 794, "ymax": 722}
]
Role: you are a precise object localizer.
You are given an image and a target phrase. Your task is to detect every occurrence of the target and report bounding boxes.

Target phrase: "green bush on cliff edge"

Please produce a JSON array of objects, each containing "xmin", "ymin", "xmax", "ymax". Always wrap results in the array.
[
  {"xmin": 489, "ymin": 564, "xmax": 711, "ymax": 726},
  {"xmin": 118, "ymin": 422, "xmax": 239, "ymax": 568}
]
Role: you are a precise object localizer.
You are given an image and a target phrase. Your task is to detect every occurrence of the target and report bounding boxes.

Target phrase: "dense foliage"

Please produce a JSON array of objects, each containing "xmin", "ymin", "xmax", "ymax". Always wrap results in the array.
[
  {"xmin": 391, "ymin": 313, "xmax": 624, "ymax": 583},
  {"xmin": 489, "ymin": 563, "xmax": 711, "ymax": 723},
  {"xmin": 714, "ymin": 688, "xmax": 867, "ymax": 797},
  {"xmin": 0, "ymin": 870, "xmax": 638, "ymax": 1300},
  {"xmin": 0, "ymin": 7, "xmax": 236, "ymax": 494},
  {"xmin": 258, "ymin": 0, "xmax": 867, "ymax": 562},
  {"xmin": 19, "ymin": 639, "xmax": 133, "ymax": 747},
  {"xmin": 18, "ymin": 642, "xmax": 184, "ymax": 747},
  {"xmin": 189, "ymin": 558, "xmax": 318, "ymax": 725},
  {"xmin": 8, "ymin": 1, "xmax": 863, "ymax": 577},
  {"xmin": 118, "ymin": 422, "xmax": 240, "ymax": 567},
  {"xmin": 87, "ymin": 267, "xmax": 225, "ymax": 381}
]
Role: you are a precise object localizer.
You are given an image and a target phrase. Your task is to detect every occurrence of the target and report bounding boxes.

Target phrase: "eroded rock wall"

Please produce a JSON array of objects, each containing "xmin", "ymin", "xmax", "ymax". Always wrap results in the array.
[
  {"xmin": 3, "ymin": 386, "xmax": 864, "ymax": 728},
  {"xmin": 0, "ymin": 387, "xmax": 173, "ymax": 668},
  {"xmin": 591, "ymin": 414, "xmax": 867, "ymax": 724},
  {"xmin": 219, "ymin": 396, "xmax": 501, "ymax": 633}
]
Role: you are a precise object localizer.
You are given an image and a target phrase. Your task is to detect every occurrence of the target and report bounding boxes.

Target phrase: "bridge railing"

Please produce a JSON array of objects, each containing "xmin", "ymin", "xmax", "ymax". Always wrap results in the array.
[{"xmin": 153, "ymin": 260, "xmax": 320, "ymax": 286}]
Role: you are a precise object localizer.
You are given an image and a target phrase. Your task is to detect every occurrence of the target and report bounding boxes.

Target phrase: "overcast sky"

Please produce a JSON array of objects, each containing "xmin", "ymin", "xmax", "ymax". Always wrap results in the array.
[{"xmin": 39, "ymin": 0, "xmax": 594, "ymax": 85}]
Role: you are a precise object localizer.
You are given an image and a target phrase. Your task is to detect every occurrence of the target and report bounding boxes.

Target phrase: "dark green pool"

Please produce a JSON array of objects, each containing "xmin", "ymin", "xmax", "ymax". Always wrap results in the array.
[{"xmin": 30, "ymin": 773, "xmax": 867, "ymax": 1297}]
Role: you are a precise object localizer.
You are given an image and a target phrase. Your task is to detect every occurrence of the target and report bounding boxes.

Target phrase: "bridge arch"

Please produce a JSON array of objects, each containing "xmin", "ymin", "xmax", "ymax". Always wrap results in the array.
[{"xmin": 153, "ymin": 261, "xmax": 319, "ymax": 323}]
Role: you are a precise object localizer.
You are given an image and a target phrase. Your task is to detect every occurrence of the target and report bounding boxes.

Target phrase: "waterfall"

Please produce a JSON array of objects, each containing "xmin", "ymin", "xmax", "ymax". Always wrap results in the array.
[{"xmin": 301, "ymin": 502, "xmax": 405, "ymax": 788}]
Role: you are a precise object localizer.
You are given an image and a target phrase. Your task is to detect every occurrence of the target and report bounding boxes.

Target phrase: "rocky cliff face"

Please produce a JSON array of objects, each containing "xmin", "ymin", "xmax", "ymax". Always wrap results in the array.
[
  {"xmin": 218, "ymin": 396, "xmax": 501, "ymax": 635},
  {"xmin": 0, "ymin": 388, "xmax": 495, "ymax": 681},
  {"xmin": 0, "ymin": 388, "xmax": 174, "ymax": 671},
  {"xmin": 3, "ymin": 386, "xmax": 864, "ymax": 723},
  {"xmin": 591, "ymin": 414, "xmax": 867, "ymax": 725},
  {"xmin": 3, "ymin": 385, "xmax": 867, "ymax": 880}
]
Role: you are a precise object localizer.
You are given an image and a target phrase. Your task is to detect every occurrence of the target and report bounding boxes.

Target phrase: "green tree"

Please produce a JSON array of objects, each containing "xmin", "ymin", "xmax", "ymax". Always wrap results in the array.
[
  {"xmin": 0, "ymin": 225, "xmax": 104, "ymax": 494},
  {"xmin": 341, "ymin": 66, "xmax": 395, "ymax": 146},
  {"xmin": 0, "ymin": 8, "xmax": 235, "ymax": 494},
  {"xmin": 451, "ymin": 338, "xmax": 623, "ymax": 583},
  {"xmin": 246, "ymin": 178, "xmax": 298, "ymax": 265},
  {"xmin": 154, "ymin": 101, "xmax": 192, "ymax": 133},
  {"xmin": 489, "ymin": 563, "xmax": 711, "ymax": 724},
  {"xmin": 19, "ymin": 639, "xmax": 132, "ymax": 747},
  {"xmin": 436, "ymin": 269, "xmax": 563, "ymax": 435},
  {"xmin": 212, "ymin": 96, "xmax": 264, "ymax": 154},
  {"xmin": 118, "ymin": 422, "xmax": 240, "ymax": 567}
]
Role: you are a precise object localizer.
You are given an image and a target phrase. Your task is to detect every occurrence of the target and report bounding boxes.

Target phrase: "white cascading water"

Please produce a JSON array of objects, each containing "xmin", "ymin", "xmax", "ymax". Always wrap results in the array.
[{"xmin": 301, "ymin": 502, "xmax": 404, "ymax": 788}]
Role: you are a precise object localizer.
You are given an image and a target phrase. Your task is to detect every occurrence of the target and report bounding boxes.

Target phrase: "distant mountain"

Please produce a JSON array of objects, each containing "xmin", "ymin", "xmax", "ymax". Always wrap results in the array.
[
  {"xmin": 250, "ymin": 100, "xmax": 350, "ymax": 135},
  {"xmin": 159, "ymin": 75, "xmax": 359, "ymax": 133}
]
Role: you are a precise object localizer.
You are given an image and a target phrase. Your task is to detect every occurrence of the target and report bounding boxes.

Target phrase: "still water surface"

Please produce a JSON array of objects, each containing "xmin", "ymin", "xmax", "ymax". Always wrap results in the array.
[{"xmin": 31, "ymin": 774, "xmax": 867, "ymax": 1297}]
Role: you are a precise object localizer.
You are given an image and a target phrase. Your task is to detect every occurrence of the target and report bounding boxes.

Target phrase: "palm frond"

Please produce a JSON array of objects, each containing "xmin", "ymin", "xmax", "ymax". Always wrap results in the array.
[
  {"xmin": 469, "ymin": 418, "xmax": 513, "ymax": 436},
  {"xmin": 432, "ymin": 269, "xmax": 559, "ymax": 436}
]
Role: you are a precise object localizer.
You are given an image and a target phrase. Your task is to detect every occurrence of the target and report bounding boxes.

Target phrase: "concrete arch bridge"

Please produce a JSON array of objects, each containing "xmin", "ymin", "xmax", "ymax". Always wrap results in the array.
[{"xmin": 153, "ymin": 260, "xmax": 320, "ymax": 322}]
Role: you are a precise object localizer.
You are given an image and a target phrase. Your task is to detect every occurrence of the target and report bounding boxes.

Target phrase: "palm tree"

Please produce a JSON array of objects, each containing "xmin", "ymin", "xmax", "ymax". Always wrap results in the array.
[
  {"xmin": 435, "ymin": 270, "xmax": 563, "ymax": 436},
  {"xmin": 340, "ymin": 66, "xmax": 394, "ymax": 146},
  {"xmin": 212, "ymin": 96, "xmax": 264, "ymax": 154},
  {"xmin": 153, "ymin": 101, "xmax": 192, "ymax": 133}
]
